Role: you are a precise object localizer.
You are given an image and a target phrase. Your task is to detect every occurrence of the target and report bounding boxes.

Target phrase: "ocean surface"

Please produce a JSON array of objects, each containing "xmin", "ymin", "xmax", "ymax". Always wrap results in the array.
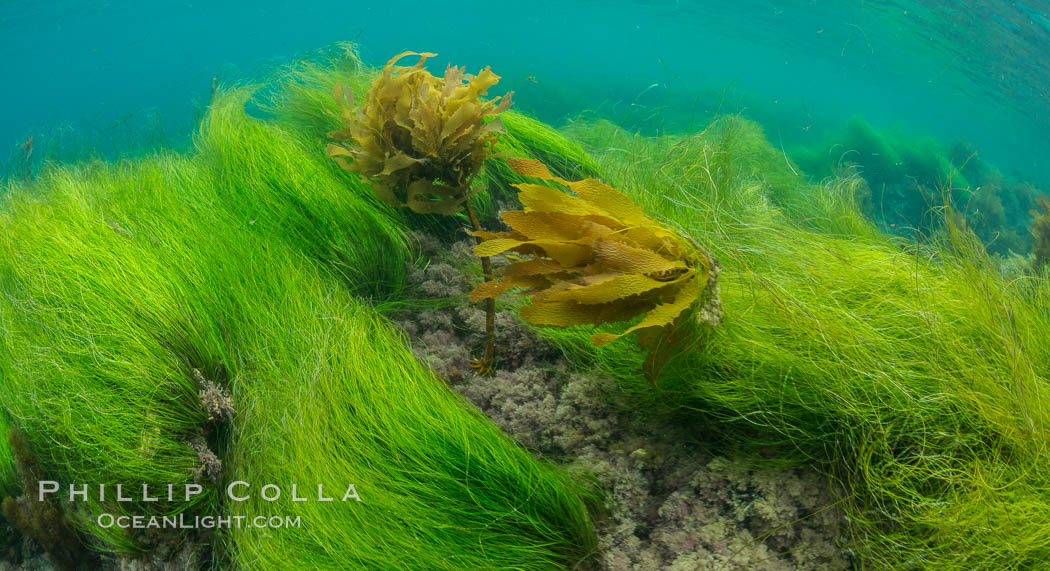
[{"xmin": 2, "ymin": 0, "xmax": 1049, "ymax": 185}]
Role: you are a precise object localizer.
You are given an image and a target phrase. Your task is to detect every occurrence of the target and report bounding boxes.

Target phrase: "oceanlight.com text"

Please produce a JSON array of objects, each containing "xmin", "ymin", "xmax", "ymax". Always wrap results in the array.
[{"xmin": 96, "ymin": 513, "xmax": 302, "ymax": 530}]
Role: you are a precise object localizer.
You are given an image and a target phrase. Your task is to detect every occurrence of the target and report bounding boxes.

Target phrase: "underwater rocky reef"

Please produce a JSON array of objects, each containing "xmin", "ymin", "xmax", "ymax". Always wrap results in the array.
[{"xmin": 2, "ymin": 44, "xmax": 1050, "ymax": 570}]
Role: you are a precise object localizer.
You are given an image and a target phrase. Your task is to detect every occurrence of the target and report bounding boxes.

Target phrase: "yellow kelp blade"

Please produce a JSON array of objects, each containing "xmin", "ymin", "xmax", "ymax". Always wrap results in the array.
[
  {"xmin": 500, "ymin": 210, "xmax": 622, "ymax": 242},
  {"xmin": 591, "ymin": 277, "xmax": 699, "ymax": 346},
  {"xmin": 472, "ymin": 157, "xmax": 717, "ymax": 381},
  {"xmin": 326, "ymin": 50, "xmax": 512, "ymax": 214},
  {"xmin": 544, "ymin": 273, "xmax": 684, "ymax": 305},
  {"xmin": 474, "ymin": 238, "xmax": 592, "ymax": 267},
  {"xmin": 520, "ymin": 297, "xmax": 654, "ymax": 328},
  {"xmin": 469, "ymin": 275, "xmax": 553, "ymax": 303},
  {"xmin": 508, "ymin": 157, "xmax": 654, "ymax": 226},
  {"xmin": 507, "ymin": 157, "xmax": 564, "ymax": 181},
  {"xmin": 564, "ymin": 178, "xmax": 653, "ymax": 227},
  {"xmin": 515, "ymin": 183, "xmax": 600, "ymax": 216},
  {"xmin": 590, "ymin": 239, "xmax": 686, "ymax": 274},
  {"xmin": 385, "ymin": 51, "xmax": 438, "ymax": 68},
  {"xmin": 501, "ymin": 258, "xmax": 570, "ymax": 278}
]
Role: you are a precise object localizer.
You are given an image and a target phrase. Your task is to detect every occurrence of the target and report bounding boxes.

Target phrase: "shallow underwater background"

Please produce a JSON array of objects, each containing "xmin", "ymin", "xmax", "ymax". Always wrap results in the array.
[{"xmin": 2, "ymin": 0, "xmax": 1049, "ymax": 186}]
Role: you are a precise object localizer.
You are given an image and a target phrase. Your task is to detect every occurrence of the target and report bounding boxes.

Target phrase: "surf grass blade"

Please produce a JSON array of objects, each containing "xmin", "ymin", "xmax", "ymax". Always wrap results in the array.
[
  {"xmin": 0, "ymin": 81, "xmax": 599, "ymax": 567},
  {"xmin": 548, "ymin": 115, "xmax": 1050, "ymax": 568}
]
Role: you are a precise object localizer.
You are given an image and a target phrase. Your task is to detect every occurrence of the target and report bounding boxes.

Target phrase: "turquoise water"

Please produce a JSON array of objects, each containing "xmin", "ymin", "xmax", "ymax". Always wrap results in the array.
[{"xmin": 2, "ymin": 0, "xmax": 1048, "ymax": 184}]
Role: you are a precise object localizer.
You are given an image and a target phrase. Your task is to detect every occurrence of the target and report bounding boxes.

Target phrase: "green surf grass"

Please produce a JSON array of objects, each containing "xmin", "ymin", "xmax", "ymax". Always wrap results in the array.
[
  {"xmin": 0, "ymin": 157, "xmax": 232, "ymax": 552},
  {"xmin": 549, "ymin": 115, "xmax": 1050, "ymax": 568},
  {"xmin": 0, "ymin": 414, "xmax": 14, "ymax": 497},
  {"xmin": 198, "ymin": 88, "xmax": 411, "ymax": 300},
  {"xmin": 0, "ymin": 73, "xmax": 599, "ymax": 566},
  {"xmin": 221, "ymin": 272, "xmax": 597, "ymax": 569},
  {"xmin": 8, "ymin": 38, "xmax": 1048, "ymax": 569}
]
